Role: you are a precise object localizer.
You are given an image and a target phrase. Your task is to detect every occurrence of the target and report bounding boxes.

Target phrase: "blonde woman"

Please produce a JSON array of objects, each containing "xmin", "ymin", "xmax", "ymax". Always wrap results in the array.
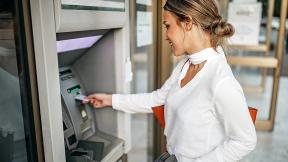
[{"xmin": 87, "ymin": 0, "xmax": 257, "ymax": 161}]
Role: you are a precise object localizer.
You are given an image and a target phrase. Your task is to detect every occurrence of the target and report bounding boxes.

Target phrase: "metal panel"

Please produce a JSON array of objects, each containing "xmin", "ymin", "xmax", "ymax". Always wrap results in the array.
[
  {"xmin": 54, "ymin": 0, "xmax": 127, "ymax": 32},
  {"xmin": 29, "ymin": 0, "xmax": 66, "ymax": 161},
  {"xmin": 73, "ymin": 31, "xmax": 118, "ymax": 137}
]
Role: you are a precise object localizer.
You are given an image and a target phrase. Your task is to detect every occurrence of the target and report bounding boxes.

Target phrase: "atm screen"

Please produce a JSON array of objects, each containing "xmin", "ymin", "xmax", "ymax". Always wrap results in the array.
[{"xmin": 67, "ymin": 85, "xmax": 80, "ymax": 94}]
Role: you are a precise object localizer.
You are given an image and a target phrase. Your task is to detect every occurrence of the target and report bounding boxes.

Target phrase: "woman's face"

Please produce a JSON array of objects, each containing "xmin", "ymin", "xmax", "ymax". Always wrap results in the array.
[
  {"xmin": 163, "ymin": 11, "xmax": 187, "ymax": 56},
  {"xmin": 163, "ymin": 11, "xmax": 211, "ymax": 56}
]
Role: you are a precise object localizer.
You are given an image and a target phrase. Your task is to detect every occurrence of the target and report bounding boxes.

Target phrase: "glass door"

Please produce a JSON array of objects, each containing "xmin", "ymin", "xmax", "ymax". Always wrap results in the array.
[
  {"xmin": 129, "ymin": 0, "xmax": 158, "ymax": 161},
  {"xmin": 0, "ymin": 0, "xmax": 43, "ymax": 162}
]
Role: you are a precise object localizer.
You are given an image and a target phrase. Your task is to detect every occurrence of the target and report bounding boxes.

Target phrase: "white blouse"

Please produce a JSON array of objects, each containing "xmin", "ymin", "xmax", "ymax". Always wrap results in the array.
[{"xmin": 112, "ymin": 48, "xmax": 257, "ymax": 162}]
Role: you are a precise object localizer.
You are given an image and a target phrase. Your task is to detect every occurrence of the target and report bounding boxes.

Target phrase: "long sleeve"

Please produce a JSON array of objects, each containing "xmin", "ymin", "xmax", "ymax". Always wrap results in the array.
[
  {"xmin": 112, "ymin": 76, "xmax": 173, "ymax": 113},
  {"xmin": 112, "ymin": 59, "xmax": 186, "ymax": 114},
  {"xmin": 198, "ymin": 77, "xmax": 257, "ymax": 162}
]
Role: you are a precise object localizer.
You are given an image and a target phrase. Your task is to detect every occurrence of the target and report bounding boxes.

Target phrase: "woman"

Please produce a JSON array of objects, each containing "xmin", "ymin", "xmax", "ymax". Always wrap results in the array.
[{"xmin": 86, "ymin": 0, "xmax": 257, "ymax": 161}]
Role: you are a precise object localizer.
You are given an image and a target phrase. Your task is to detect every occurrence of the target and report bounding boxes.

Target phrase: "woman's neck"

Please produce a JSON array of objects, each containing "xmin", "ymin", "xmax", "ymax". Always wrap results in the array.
[
  {"xmin": 186, "ymin": 43, "xmax": 212, "ymax": 55},
  {"xmin": 186, "ymin": 32, "xmax": 212, "ymax": 55}
]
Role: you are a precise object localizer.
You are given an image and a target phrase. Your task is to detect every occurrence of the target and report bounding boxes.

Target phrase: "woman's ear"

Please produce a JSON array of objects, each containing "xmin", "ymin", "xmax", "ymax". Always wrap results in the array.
[{"xmin": 184, "ymin": 15, "xmax": 193, "ymax": 31}]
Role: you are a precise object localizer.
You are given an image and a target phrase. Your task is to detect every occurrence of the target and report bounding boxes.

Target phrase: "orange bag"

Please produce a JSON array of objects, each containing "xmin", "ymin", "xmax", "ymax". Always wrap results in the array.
[{"xmin": 152, "ymin": 105, "xmax": 257, "ymax": 129}]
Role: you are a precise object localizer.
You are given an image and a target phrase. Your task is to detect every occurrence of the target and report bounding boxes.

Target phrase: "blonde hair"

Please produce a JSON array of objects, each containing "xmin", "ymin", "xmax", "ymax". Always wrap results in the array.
[{"xmin": 164, "ymin": 0, "xmax": 234, "ymax": 48}]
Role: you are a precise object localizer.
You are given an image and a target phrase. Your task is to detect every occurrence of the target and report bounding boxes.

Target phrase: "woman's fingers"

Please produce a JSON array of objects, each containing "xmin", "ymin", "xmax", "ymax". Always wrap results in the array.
[
  {"xmin": 86, "ymin": 93, "xmax": 111, "ymax": 108},
  {"xmin": 89, "ymin": 98, "xmax": 103, "ymax": 108},
  {"xmin": 93, "ymin": 102, "xmax": 101, "ymax": 108},
  {"xmin": 82, "ymin": 97, "xmax": 90, "ymax": 104},
  {"xmin": 88, "ymin": 93, "xmax": 104, "ymax": 100}
]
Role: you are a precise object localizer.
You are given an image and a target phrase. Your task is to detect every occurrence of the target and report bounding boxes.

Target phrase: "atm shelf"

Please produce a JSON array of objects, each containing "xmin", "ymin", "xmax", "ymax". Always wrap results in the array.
[{"xmin": 87, "ymin": 131, "xmax": 124, "ymax": 162}]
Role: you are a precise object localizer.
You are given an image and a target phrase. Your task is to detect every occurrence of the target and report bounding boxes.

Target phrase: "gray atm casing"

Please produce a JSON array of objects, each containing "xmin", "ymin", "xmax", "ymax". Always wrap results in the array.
[
  {"xmin": 60, "ymin": 67, "xmax": 96, "ymax": 149},
  {"xmin": 60, "ymin": 67, "xmax": 124, "ymax": 162}
]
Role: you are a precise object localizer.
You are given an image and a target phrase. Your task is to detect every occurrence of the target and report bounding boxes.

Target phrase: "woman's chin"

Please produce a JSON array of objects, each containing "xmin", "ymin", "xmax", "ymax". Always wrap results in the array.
[
  {"xmin": 170, "ymin": 47, "xmax": 184, "ymax": 56},
  {"xmin": 172, "ymin": 53, "xmax": 179, "ymax": 57},
  {"xmin": 172, "ymin": 51, "xmax": 184, "ymax": 57},
  {"xmin": 171, "ymin": 48, "xmax": 178, "ymax": 55}
]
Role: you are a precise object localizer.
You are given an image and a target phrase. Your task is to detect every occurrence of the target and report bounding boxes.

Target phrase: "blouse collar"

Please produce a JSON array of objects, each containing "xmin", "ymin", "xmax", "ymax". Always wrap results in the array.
[{"xmin": 187, "ymin": 47, "xmax": 218, "ymax": 65}]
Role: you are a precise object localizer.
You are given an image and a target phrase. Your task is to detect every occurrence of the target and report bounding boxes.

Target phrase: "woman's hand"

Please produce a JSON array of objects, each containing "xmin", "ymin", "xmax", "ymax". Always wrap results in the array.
[{"xmin": 85, "ymin": 93, "xmax": 112, "ymax": 108}]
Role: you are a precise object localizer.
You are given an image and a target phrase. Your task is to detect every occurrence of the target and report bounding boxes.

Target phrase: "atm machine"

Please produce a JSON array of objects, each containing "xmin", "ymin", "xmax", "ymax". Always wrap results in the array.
[
  {"xmin": 57, "ymin": 31, "xmax": 126, "ymax": 162},
  {"xmin": 29, "ymin": 0, "xmax": 132, "ymax": 162}
]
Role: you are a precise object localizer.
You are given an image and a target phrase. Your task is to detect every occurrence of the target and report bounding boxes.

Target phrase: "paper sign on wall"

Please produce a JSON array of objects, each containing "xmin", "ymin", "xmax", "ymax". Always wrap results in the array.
[
  {"xmin": 137, "ymin": 11, "xmax": 153, "ymax": 47},
  {"xmin": 228, "ymin": 2, "xmax": 262, "ymax": 45}
]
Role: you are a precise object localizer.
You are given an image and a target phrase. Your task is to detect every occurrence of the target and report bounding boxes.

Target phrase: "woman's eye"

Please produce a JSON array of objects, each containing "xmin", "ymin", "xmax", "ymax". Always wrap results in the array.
[{"xmin": 165, "ymin": 25, "xmax": 170, "ymax": 29}]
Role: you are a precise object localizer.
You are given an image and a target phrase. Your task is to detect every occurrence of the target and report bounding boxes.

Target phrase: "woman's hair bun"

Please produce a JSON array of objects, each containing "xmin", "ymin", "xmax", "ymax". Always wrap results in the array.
[{"xmin": 211, "ymin": 17, "xmax": 235, "ymax": 38}]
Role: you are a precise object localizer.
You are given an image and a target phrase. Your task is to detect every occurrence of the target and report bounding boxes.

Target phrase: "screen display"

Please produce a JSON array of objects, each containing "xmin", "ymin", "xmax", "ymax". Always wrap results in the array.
[{"xmin": 67, "ymin": 85, "xmax": 81, "ymax": 94}]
